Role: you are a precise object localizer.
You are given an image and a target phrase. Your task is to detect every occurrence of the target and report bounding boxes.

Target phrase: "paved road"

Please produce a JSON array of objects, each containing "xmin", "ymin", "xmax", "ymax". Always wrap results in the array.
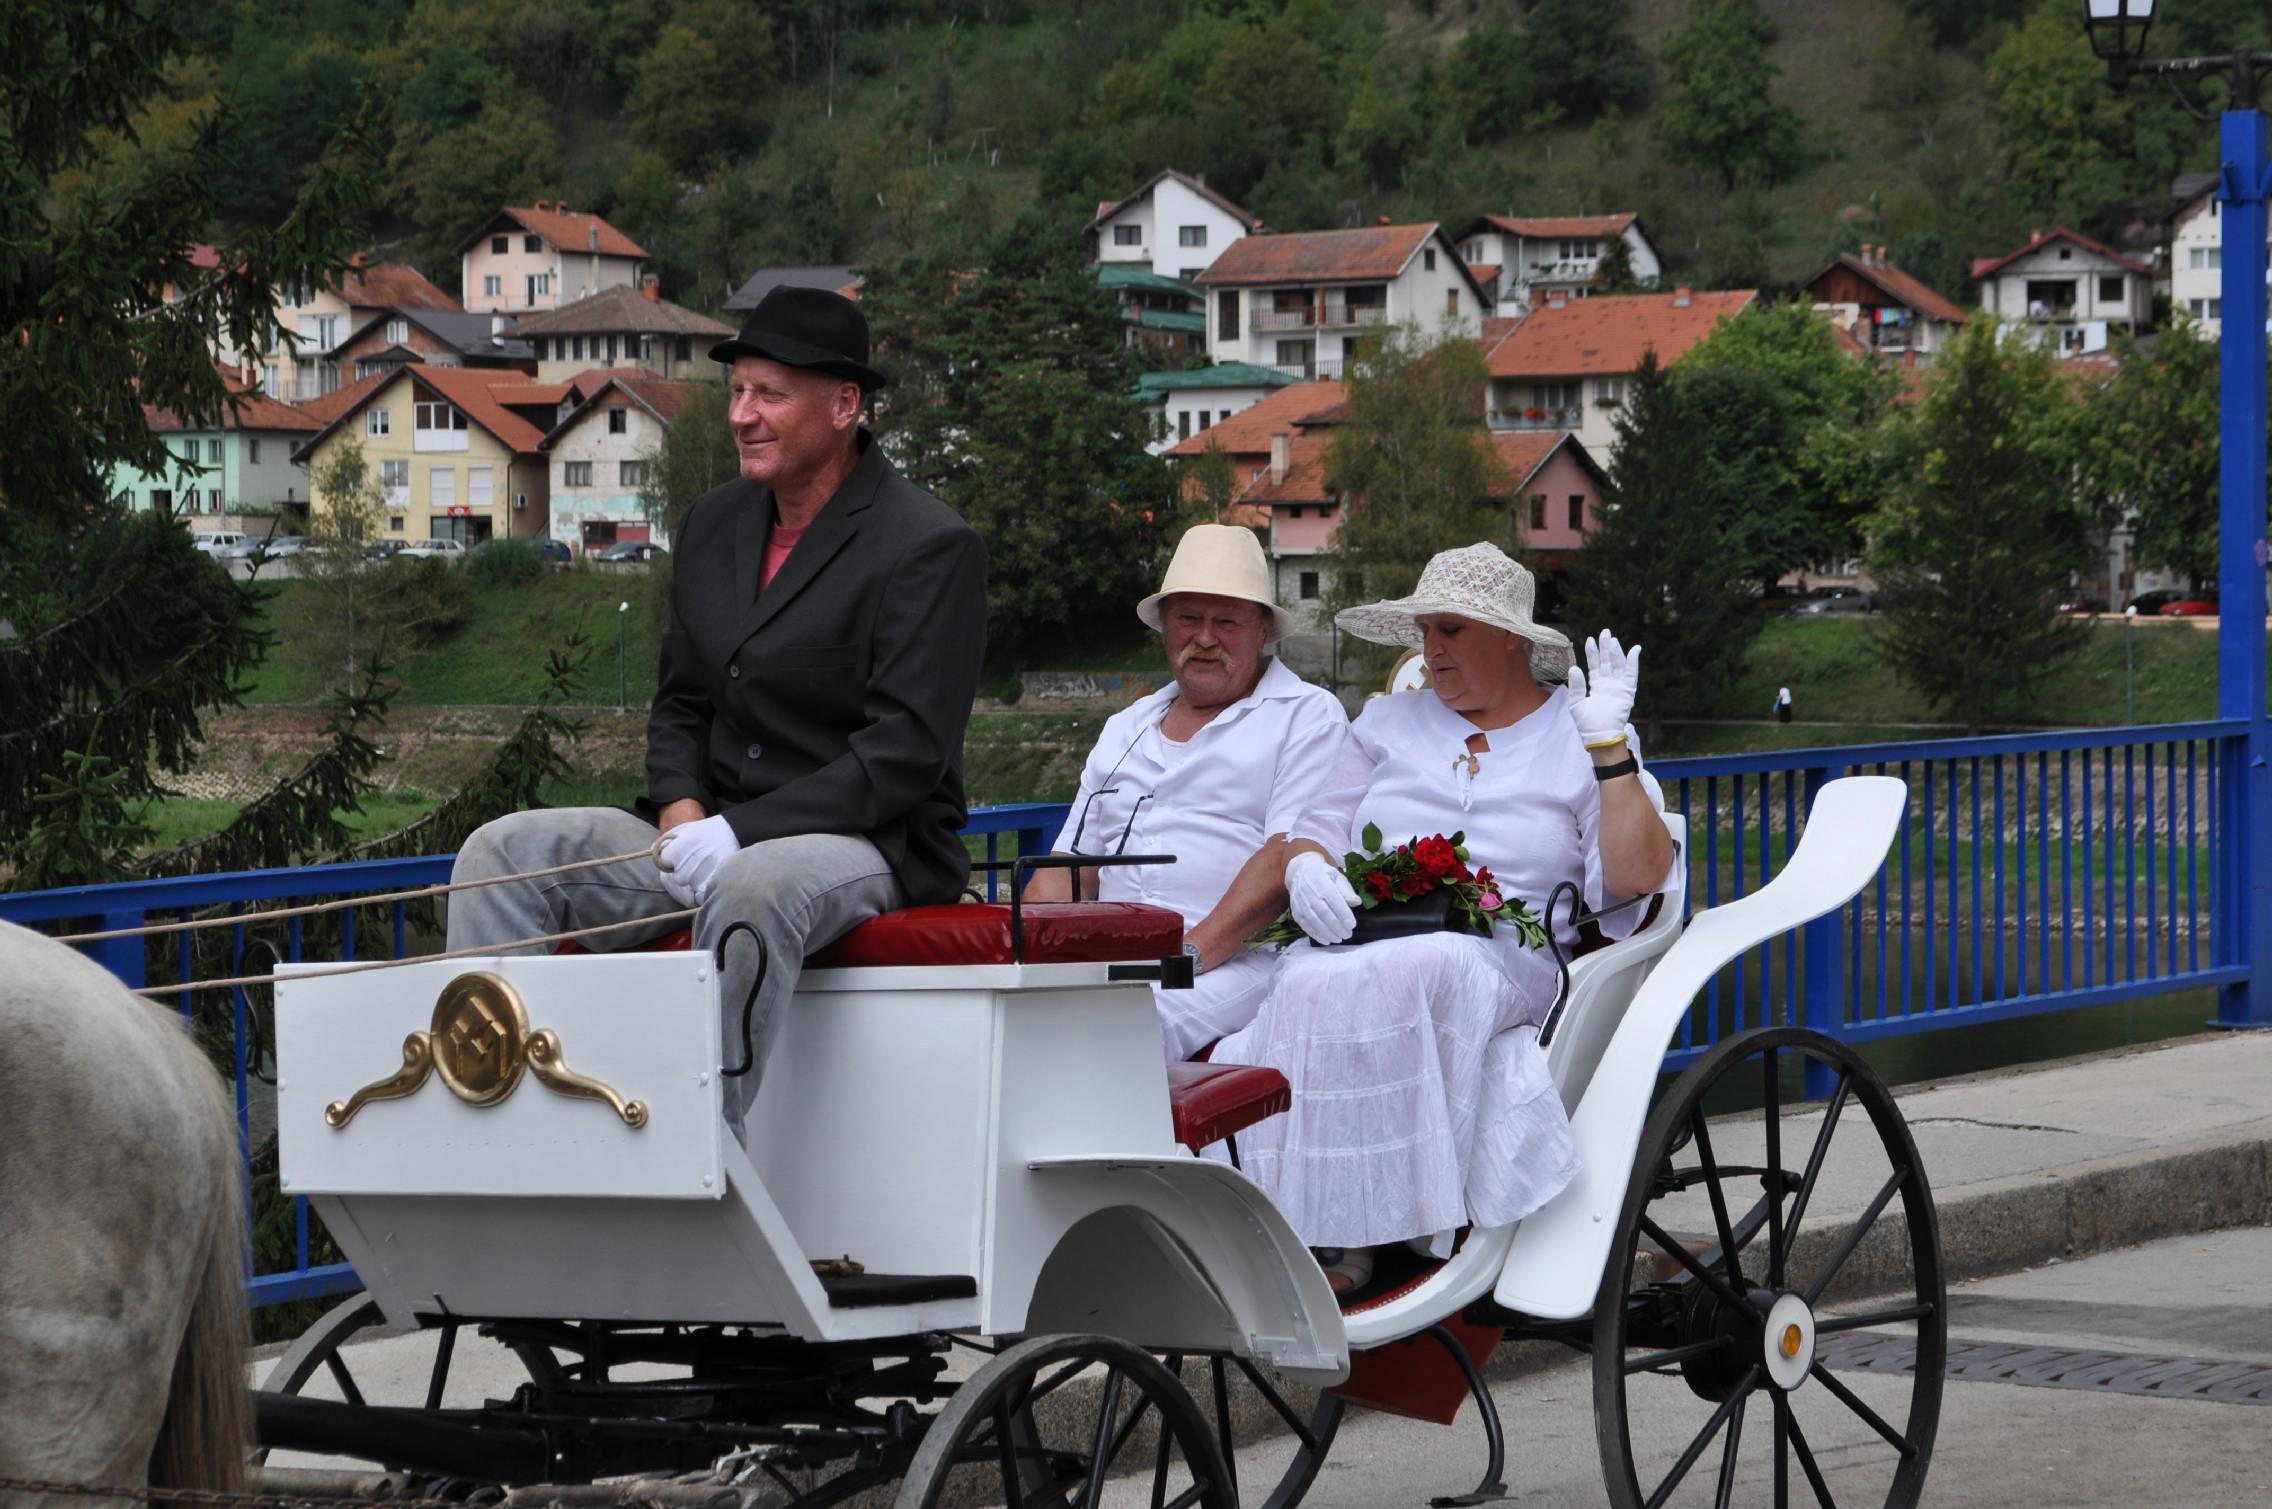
[{"xmin": 1252, "ymin": 1225, "xmax": 2272, "ymax": 1509}]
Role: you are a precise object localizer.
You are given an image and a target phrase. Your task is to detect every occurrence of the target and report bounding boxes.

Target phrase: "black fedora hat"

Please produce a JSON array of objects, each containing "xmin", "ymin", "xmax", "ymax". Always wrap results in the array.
[{"xmin": 709, "ymin": 286, "xmax": 888, "ymax": 391}]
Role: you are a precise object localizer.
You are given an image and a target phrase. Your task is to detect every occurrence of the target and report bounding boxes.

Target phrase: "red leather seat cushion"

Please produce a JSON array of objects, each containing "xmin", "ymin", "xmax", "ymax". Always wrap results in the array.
[
  {"xmin": 1165, "ymin": 1060, "xmax": 1290, "ymax": 1152},
  {"xmin": 554, "ymin": 929, "xmax": 694, "ymax": 956},
  {"xmin": 810, "ymin": 903, "xmax": 1184, "ymax": 968}
]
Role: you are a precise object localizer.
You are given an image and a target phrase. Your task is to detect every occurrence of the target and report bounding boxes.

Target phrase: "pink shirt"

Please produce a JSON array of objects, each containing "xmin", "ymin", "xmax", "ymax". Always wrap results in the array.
[{"xmin": 760, "ymin": 521, "xmax": 806, "ymax": 592}]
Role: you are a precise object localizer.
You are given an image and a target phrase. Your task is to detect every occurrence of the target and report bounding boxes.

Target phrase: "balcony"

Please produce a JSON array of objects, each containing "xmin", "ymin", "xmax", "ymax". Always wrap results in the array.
[
  {"xmin": 1491, "ymin": 407, "xmax": 1582, "ymax": 430},
  {"xmin": 1253, "ymin": 298, "xmax": 1390, "ymax": 332}
]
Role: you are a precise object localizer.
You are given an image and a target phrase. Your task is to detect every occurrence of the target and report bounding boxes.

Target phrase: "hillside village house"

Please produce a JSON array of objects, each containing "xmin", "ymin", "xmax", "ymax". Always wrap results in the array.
[
  {"xmin": 112, "ymin": 381, "xmax": 322, "ymax": 536},
  {"xmin": 1101, "ymin": 265, "xmax": 1208, "ymax": 357},
  {"xmin": 255, "ymin": 260, "xmax": 462, "ymax": 400},
  {"xmin": 1136, "ymin": 362, "xmax": 1296, "ymax": 454},
  {"xmin": 1484, "ymin": 288, "xmax": 1757, "ymax": 454},
  {"xmin": 1452, "ymin": 213, "xmax": 1662, "ymax": 311},
  {"xmin": 1194, "ymin": 223, "xmax": 1487, "ymax": 380},
  {"xmin": 538, "ymin": 372, "xmax": 696, "ymax": 553},
  {"xmin": 1088, "ymin": 169, "xmax": 1265, "ymax": 282},
  {"xmin": 459, "ymin": 203, "xmax": 649, "ymax": 316},
  {"xmin": 724, "ymin": 265, "xmax": 864, "ymax": 312},
  {"xmin": 1800, "ymin": 247, "xmax": 1967, "ymax": 361},
  {"xmin": 513, "ymin": 281, "xmax": 734, "ymax": 383},
  {"xmin": 1972, "ymin": 228, "xmax": 2153, "ymax": 356},
  {"xmin": 2165, "ymin": 177, "xmax": 2267, "ymax": 335},
  {"xmin": 328, "ymin": 308, "xmax": 534, "ymax": 383},
  {"xmin": 1164, "ymin": 379, "xmax": 1348, "ymax": 500},
  {"xmin": 294, "ymin": 366, "xmax": 557, "ymax": 546}
]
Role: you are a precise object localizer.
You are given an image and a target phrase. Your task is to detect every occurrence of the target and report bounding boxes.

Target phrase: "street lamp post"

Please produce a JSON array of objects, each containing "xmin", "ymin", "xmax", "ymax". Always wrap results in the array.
[
  {"xmin": 618, "ymin": 600, "xmax": 630, "ymax": 710},
  {"xmin": 2084, "ymin": 0, "xmax": 2272, "ymax": 1027}
]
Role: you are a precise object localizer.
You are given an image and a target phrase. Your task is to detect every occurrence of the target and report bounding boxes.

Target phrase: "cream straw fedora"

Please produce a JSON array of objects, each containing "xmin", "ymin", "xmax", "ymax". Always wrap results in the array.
[
  {"xmin": 1333, "ymin": 542, "xmax": 1574, "ymax": 682},
  {"xmin": 1136, "ymin": 524, "xmax": 1298, "ymax": 643}
]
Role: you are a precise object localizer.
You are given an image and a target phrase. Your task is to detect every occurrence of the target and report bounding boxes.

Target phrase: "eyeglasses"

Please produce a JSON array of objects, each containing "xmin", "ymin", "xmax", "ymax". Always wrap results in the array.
[{"xmin": 1067, "ymin": 786, "xmax": 1154, "ymax": 857}]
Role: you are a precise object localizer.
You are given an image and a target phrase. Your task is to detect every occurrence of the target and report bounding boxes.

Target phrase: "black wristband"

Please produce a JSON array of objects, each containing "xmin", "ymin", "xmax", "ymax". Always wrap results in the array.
[{"xmin": 1592, "ymin": 756, "xmax": 1640, "ymax": 783}]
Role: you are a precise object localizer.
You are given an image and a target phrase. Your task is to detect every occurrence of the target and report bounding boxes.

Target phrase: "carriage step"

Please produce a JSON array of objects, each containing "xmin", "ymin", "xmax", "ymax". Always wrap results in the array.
[{"xmin": 817, "ymin": 1271, "xmax": 979, "ymax": 1308}]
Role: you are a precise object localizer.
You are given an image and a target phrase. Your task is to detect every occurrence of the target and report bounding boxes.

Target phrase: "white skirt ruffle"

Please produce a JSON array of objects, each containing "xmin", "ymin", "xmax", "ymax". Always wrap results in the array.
[{"xmin": 1212, "ymin": 931, "xmax": 1578, "ymax": 1253}]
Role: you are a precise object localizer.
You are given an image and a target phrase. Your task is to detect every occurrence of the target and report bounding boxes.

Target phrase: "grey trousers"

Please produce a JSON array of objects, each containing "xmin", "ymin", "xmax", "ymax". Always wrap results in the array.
[{"xmin": 445, "ymin": 807, "xmax": 904, "ymax": 1130}]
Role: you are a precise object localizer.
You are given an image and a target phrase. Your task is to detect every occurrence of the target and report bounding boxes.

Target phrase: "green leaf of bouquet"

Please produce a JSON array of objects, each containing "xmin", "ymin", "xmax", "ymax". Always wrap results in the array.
[{"xmin": 1362, "ymin": 821, "xmax": 1382, "ymax": 852}]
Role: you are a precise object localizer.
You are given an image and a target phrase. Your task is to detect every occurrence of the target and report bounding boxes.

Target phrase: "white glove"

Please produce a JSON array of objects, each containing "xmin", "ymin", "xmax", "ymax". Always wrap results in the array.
[
  {"xmin": 1565, "ymin": 631, "xmax": 1642, "ymax": 749},
  {"xmin": 656, "ymin": 815, "xmax": 739, "ymax": 907},
  {"xmin": 1285, "ymin": 849, "xmax": 1359, "ymax": 945}
]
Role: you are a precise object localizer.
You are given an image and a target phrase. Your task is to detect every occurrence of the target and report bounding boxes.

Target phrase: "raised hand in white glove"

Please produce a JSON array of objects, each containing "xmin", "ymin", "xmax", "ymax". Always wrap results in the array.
[
  {"xmin": 1565, "ymin": 630, "xmax": 1642, "ymax": 749},
  {"xmin": 656, "ymin": 815, "xmax": 740, "ymax": 908},
  {"xmin": 1285, "ymin": 849, "xmax": 1359, "ymax": 945}
]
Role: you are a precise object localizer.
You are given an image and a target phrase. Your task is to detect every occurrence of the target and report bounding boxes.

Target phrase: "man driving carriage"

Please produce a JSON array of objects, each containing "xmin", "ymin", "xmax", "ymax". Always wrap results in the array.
[
  {"xmin": 1023, "ymin": 525, "xmax": 1348, "ymax": 1059},
  {"xmin": 446, "ymin": 288, "xmax": 987, "ymax": 1128}
]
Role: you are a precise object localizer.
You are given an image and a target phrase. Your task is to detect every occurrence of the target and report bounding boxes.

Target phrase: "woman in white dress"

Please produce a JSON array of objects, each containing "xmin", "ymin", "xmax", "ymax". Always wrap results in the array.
[{"xmin": 1210, "ymin": 544, "xmax": 1678, "ymax": 1294}]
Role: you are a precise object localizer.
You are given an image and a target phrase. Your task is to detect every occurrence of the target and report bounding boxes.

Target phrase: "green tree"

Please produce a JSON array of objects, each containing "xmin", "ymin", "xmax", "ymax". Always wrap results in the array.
[
  {"xmin": 1984, "ymin": 1, "xmax": 2159, "ymax": 231},
  {"xmin": 862, "ymin": 209, "xmax": 1168, "ymax": 659},
  {"xmin": 1563, "ymin": 355, "xmax": 1774, "ymax": 722},
  {"xmin": 1654, "ymin": 0, "xmax": 1804, "ymax": 190},
  {"xmin": 395, "ymin": 88, "xmax": 564, "ymax": 281},
  {"xmin": 1524, "ymin": 0, "xmax": 1651, "ymax": 119},
  {"xmin": 640, "ymin": 382, "xmax": 740, "ymax": 547},
  {"xmin": 1321, "ymin": 325, "xmax": 1512, "ymax": 612},
  {"xmin": 629, "ymin": 0, "xmax": 780, "ymax": 174},
  {"xmin": 1869, "ymin": 319, "xmax": 2095, "ymax": 729},
  {"xmin": 0, "ymin": 0, "xmax": 379, "ymax": 874}
]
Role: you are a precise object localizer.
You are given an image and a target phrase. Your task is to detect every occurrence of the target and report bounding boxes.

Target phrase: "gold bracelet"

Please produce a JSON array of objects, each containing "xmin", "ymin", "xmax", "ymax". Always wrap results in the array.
[{"xmin": 1583, "ymin": 733, "xmax": 1629, "ymax": 752}]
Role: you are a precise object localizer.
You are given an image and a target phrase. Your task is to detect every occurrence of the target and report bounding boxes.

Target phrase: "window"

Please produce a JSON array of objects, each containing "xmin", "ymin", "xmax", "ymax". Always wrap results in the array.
[
  {"xmin": 1595, "ymin": 376, "xmax": 1625, "ymax": 404},
  {"xmin": 415, "ymin": 402, "xmax": 468, "ymax": 432},
  {"xmin": 606, "ymin": 334, "xmax": 619, "ymax": 361},
  {"xmin": 2190, "ymin": 297, "xmax": 2223, "ymax": 319},
  {"xmin": 564, "ymin": 460, "xmax": 593, "ymax": 487},
  {"xmin": 262, "ymin": 364, "xmax": 279, "ymax": 397},
  {"xmin": 205, "ymin": 438, "xmax": 222, "ymax": 463},
  {"xmin": 150, "ymin": 488, "xmax": 172, "ymax": 513},
  {"xmin": 620, "ymin": 459, "xmax": 648, "ymax": 486},
  {"xmin": 1114, "ymin": 224, "xmax": 1142, "ymax": 247},
  {"xmin": 607, "ymin": 408, "xmax": 628, "ymax": 434},
  {"xmin": 524, "ymin": 234, "xmax": 543, "ymax": 253},
  {"xmin": 527, "ymin": 273, "xmax": 550, "ymax": 305},
  {"xmin": 1446, "ymin": 288, "xmax": 1460, "ymax": 316},
  {"xmin": 2189, "ymin": 246, "xmax": 2222, "ymax": 271},
  {"xmin": 490, "ymin": 236, "xmax": 508, "ymax": 255},
  {"xmin": 1568, "ymin": 495, "xmax": 1584, "ymax": 530},
  {"xmin": 640, "ymin": 334, "xmax": 654, "ymax": 362},
  {"xmin": 676, "ymin": 336, "xmax": 692, "ymax": 362},
  {"xmin": 1179, "ymin": 225, "xmax": 1206, "ymax": 248},
  {"xmin": 430, "ymin": 465, "xmax": 455, "ymax": 509},
  {"xmin": 379, "ymin": 460, "xmax": 409, "ymax": 503},
  {"xmin": 1299, "ymin": 571, "xmax": 1319, "ymax": 600},
  {"xmin": 1217, "ymin": 289, "xmax": 1240, "ymax": 342},
  {"xmin": 1423, "ymin": 247, "xmax": 1437, "ymax": 271},
  {"xmin": 386, "ymin": 318, "xmax": 408, "ymax": 343},
  {"xmin": 1537, "ymin": 381, "xmax": 1580, "ymax": 411},
  {"xmin": 1178, "ymin": 411, "xmax": 1191, "ymax": 440},
  {"xmin": 389, "ymin": 514, "xmax": 404, "ymax": 532},
  {"xmin": 1528, "ymin": 495, "xmax": 1546, "ymax": 531},
  {"xmin": 2098, "ymin": 275, "xmax": 2125, "ymax": 303},
  {"xmin": 247, "ymin": 439, "xmax": 261, "ymax": 464},
  {"xmin": 1196, "ymin": 412, "xmax": 1212, "ymax": 431},
  {"xmin": 367, "ymin": 409, "xmax": 390, "ymax": 437},
  {"xmin": 468, "ymin": 466, "xmax": 493, "ymax": 507},
  {"xmin": 572, "ymin": 336, "xmax": 585, "ymax": 360},
  {"xmin": 483, "ymin": 275, "xmax": 502, "ymax": 298}
]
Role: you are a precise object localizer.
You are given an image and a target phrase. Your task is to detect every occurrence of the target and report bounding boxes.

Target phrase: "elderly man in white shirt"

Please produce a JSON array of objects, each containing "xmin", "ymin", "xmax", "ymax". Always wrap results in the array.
[{"xmin": 1025, "ymin": 526, "xmax": 1350, "ymax": 1059}]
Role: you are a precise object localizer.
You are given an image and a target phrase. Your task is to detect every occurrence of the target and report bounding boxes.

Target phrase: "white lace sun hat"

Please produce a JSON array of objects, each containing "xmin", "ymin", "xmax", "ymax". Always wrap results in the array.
[{"xmin": 1334, "ymin": 542, "xmax": 1574, "ymax": 683}]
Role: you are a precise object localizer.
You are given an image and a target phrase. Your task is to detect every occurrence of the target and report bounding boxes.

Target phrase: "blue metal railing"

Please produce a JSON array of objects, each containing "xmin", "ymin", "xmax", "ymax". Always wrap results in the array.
[{"xmin": 0, "ymin": 723, "xmax": 2240, "ymax": 1307}]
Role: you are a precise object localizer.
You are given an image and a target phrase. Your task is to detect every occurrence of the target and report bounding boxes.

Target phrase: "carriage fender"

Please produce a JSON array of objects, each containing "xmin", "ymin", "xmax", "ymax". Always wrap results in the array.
[
  {"xmin": 1494, "ymin": 775, "xmax": 1908, "ymax": 1322},
  {"xmin": 1019, "ymin": 1156, "xmax": 1348, "ymax": 1386}
]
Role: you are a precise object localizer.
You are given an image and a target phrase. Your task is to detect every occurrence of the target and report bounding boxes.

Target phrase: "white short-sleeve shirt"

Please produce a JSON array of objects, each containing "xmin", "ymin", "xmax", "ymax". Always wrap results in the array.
[{"xmin": 1050, "ymin": 657, "xmax": 1349, "ymax": 925}]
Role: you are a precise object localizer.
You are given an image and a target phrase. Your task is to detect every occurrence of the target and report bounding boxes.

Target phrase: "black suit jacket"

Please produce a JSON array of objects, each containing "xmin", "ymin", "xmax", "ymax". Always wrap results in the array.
[{"xmin": 640, "ymin": 433, "xmax": 987, "ymax": 906}]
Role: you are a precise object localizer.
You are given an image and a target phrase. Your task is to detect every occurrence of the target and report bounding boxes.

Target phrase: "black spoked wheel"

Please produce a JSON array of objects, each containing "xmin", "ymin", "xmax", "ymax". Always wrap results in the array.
[
  {"xmin": 1165, "ymin": 1353, "xmax": 1344, "ymax": 1509},
  {"xmin": 894, "ymin": 1335, "xmax": 1234, "ymax": 1509},
  {"xmin": 1593, "ymin": 1028, "xmax": 1945, "ymax": 1509}
]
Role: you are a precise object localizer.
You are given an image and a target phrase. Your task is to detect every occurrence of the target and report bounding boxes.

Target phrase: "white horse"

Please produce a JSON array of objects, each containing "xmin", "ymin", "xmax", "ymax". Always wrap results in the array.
[{"xmin": 0, "ymin": 921, "xmax": 250, "ymax": 1507}]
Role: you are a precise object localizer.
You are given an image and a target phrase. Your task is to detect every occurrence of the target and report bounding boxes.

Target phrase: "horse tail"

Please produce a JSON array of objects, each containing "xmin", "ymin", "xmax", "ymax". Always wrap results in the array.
[{"xmin": 148, "ymin": 1075, "xmax": 251, "ymax": 1493}]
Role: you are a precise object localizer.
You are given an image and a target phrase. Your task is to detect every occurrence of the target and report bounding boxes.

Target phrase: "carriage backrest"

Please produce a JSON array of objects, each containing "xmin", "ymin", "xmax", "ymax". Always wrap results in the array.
[{"xmin": 1543, "ymin": 814, "xmax": 1688, "ymax": 1114}]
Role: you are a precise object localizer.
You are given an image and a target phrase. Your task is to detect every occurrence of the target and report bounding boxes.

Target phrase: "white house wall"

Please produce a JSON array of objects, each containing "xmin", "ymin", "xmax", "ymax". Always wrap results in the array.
[
  {"xmin": 1207, "ymin": 243, "xmax": 1478, "ymax": 377},
  {"xmin": 550, "ymin": 404, "xmax": 670, "ymax": 548},
  {"xmin": 1096, "ymin": 181, "xmax": 1250, "ymax": 279}
]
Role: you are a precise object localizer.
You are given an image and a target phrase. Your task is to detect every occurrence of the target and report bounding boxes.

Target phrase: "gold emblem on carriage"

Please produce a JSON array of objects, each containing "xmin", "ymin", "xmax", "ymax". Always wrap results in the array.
[{"xmin": 324, "ymin": 971, "xmax": 648, "ymax": 1130}]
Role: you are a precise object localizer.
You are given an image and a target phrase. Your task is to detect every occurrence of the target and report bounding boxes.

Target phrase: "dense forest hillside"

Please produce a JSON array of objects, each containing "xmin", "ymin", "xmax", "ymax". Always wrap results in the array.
[{"xmin": 161, "ymin": 0, "xmax": 2271, "ymax": 315}]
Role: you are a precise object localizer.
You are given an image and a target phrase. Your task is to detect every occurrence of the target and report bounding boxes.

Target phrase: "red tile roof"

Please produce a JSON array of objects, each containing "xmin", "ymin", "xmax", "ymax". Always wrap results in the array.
[
  {"xmin": 291, "ymin": 366, "xmax": 554, "ymax": 463},
  {"xmin": 1970, "ymin": 228, "xmax": 2153, "ymax": 280},
  {"xmin": 1479, "ymin": 213, "xmax": 1638, "ymax": 240},
  {"xmin": 289, "ymin": 371, "xmax": 391, "ymax": 425},
  {"xmin": 484, "ymin": 382, "xmax": 573, "ymax": 407},
  {"xmin": 1803, "ymin": 253, "xmax": 1969, "ymax": 325},
  {"xmin": 460, "ymin": 205, "xmax": 649, "ymax": 260},
  {"xmin": 1165, "ymin": 381, "xmax": 1347, "ymax": 459},
  {"xmin": 1490, "ymin": 430, "xmax": 1605, "ymax": 493},
  {"xmin": 539, "ymin": 372, "xmax": 703, "ymax": 448},
  {"xmin": 340, "ymin": 261, "xmax": 460, "ymax": 313},
  {"xmin": 1087, "ymin": 168, "xmax": 1265, "ymax": 234},
  {"xmin": 1195, "ymin": 225, "xmax": 1442, "ymax": 286},
  {"xmin": 1244, "ymin": 432, "xmax": 1335, "ymax": 505},
  {"xmin": 510, "ymin": 284, "xmax": 732, "ymax": 337},
  {"xmin": 1468, "ymin": 263, "xmax": 1502, "ymax": 288},
  {"xmin": 1480, "ymin": 315, "xmax": 1524, "ymax": 351},
  {"xmin": 1486, "ymin": 290, "xmax": 1757, "ymax": 378},
  {"xmin": 145, "ymin": 388, "xmax": 324, "ymax": 434}
]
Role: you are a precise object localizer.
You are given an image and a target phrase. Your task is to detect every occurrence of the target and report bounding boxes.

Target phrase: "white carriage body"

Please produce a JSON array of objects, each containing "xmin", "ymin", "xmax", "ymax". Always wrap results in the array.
[{"xmin": 276, "ymin": 952, "xmax": 1347, "ymax": 1384}]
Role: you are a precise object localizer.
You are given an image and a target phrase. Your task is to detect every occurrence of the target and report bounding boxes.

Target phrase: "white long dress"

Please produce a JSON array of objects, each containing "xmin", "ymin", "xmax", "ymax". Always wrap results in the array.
[{"xmin": 1211, "ymin": 687, "xmax": 1669, "ymax": 1253}]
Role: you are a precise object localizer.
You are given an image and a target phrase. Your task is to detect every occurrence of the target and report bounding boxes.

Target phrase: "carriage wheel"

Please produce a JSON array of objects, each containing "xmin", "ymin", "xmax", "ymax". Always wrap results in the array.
[
  {"xmin": 1167, "ymin": 1353, "xmax": 1344, "ymax": 1509},
  {"xmin": 894, "ymin": 1335, "xmax": 1234, "ymax": 1509},
  {"xmin": 1592, "ymin": 1028, "xmax": 1945, "ymax": 1509}
]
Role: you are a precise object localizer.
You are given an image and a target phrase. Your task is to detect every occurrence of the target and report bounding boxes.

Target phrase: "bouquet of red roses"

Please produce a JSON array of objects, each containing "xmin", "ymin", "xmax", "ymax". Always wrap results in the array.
[{"xmin": 1254, "ymin": 823, "xmax": 1547, "ymax": 949}]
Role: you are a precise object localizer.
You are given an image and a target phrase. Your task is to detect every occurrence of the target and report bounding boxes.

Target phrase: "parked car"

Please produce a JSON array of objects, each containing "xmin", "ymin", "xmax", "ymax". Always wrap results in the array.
[
  {"xmin": 253, "ymin": 536, "xmax": 306, "ymax": 561},
  {"xmin": 2161, "ymin": 596, "xmax": 2220, "ymax": 617},
  {"xmin": 400, "ymin": 537, "xmax": 469, "ymax": 560},
  {"xmin": 593, "ymin": 541, "xmax": 668, "ymax": 564},
  {"xmin": 1752, "ymin": 584, "xmax": 1808, "ymax": 613},
  {"xmin": 191, "ymin": 531, "xmax": 248, "ymax": 557},
  {"xmin": 2058, "ymin": 593, "xmax": 2108, "ymax": 615},
  {"xmin": 2126, "ymin": 588, "xmax": 2189, "ymax": 616},
  {"xmin": 537, "ymin": 539, "xmax": 573, "ymax": 566},
  {"xmin": 1791, "ymin": 590, "xmax": 1874, "ymax": 616},
  {"xmin": 363, "ymin": 539, "xmax": 405, "ymax": 562}
]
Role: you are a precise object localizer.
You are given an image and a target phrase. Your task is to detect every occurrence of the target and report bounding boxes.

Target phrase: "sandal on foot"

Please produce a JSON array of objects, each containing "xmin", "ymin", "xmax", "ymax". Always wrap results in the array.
[{"xmin": 1315, "ymin": 1245, "xmax": 1376, "ymax": 1297}]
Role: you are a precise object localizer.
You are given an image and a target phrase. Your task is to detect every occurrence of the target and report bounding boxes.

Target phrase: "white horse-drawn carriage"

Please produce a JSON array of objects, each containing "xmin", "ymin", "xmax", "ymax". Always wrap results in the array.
[{"xmin": 257, "ymin": 775, "xmax": 1944, "ymax": 1508}]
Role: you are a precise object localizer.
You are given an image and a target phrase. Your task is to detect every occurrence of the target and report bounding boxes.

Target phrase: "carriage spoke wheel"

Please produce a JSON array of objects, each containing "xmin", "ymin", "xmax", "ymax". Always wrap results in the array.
[
  {"xmin": 1164, "ymin": 1353, "xmax": 1344, "ymax": 1509},
  {"xmin": 1593, "ymin": 1028, "xmax": 1945, "ymax": 1509},
  {"xmin": 893, "ymin": 1335, "xmax": 1233, "ymax": 1509}
]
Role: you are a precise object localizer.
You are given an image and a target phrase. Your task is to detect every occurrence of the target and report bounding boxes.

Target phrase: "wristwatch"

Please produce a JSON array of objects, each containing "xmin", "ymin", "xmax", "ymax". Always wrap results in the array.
[{"xmin": 1182, "ymin": 940, "xmax": 1205, "ymax": 971}]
